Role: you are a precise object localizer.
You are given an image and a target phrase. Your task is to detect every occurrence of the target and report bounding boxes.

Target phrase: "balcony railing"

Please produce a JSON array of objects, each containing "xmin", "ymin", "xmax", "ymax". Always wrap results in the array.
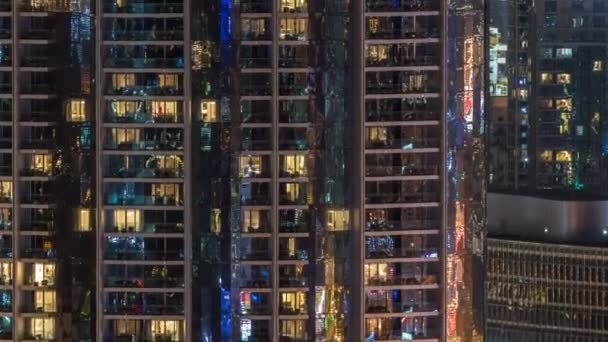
[
  {"xmin": 366, "ymin": 110, "xmax": 438, "ymax": 122},
  {"xmin": 366, "ymin": 55, "xmax": 439, "ymax": 68},
  {"xmin": 366, "ymin": 29, "xmax": 440, "ymax": 40},
  {"xmin": 365, "ymin": 137, "xmax": 439, "ymax": 150},
  {"xmin": 104, "ymin": 30, "xmax": 184, "ymax": 41},
  {"xmin": 104, "ymin": 57, "xmax": 184, "ymax": 69},
  {"xmin": 240, "ymin": 249, "xmax": 272, "ymax": 261},
  {"xmin": 106, "ymin": 195, "xmax": 183, "ymax": 206},
  {"xmin": 240, "ymin": 57, "xmax": 271, "ymax": 69},
  {"xmin": 106, "ymin": 85, "xmax": 182, "ymax": 97},
  {"xmin": 365, "ymin": 247, "xmax": 438, "ymax": 259},
  {"xmin": 107, "ymin": 222, "xmax": 184, "ymax": 234},
  {"xmin": 106, "ymin": 167, "xmax": 183, "ymax": 179},
  {"xmin": 240, "ymin": 1, "xmax": 271, "ymax": 13},
  {"xmin": 365, "ymin": 165, "xmax": 438, "ymax": 177},
  {"xmin": 106, "ymin": 112, "xmax": 183, "ymax": 124},
  {"xmin": 105, "ymin": 304, "xmax": 184, "ymax": 316},
  {"xmin": 365, "ymin": 219, "xmax": 438, "ymax": 231},
  {"xmin": 279, "ymin": 276, "xmax": 307, "ymax": 288},
  {"xmin": 105, "ymin": 140, "xmax": 184, "ymax": 151},
  {"xmin": 103, "ymin": 2, "xmax": 183, "ymax": 14},
  {"xmin": 366, "ymin": 275, "xmax": 438, "ymax": 286},
  {"xmin": 104, "ymin": 250, "xmax": 184, "ymax": 261},
  {"xmin": 365, "ymin": 83, "xmax": 438, "ymax": 95},
  {"xmin": 20, "ymin": 139, "xmax": 55, "ymax": 150},
  {"xmin": 105, "ymin": 276, "xmax": 184, "ymax": 288},
  {"xmin": 365, "ymin": 0, "xmax": 438, "ymax": 12},
  {"xmin": 365, "ymin": 192, "xmax": 439, "ymax": 204}
]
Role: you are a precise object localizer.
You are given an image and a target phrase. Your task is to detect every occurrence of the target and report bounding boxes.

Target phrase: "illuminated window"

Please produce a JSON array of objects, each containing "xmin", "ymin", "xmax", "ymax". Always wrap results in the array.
[
  {"xmin": 29, "ymin": 153, "xmax": 52, "ymax": 174},
  {"xmin": 591, "ymin": 112, "xmax": 600, "ymax": 134},
  {"xmin": 280, "ymin": 320, "xmax": 306, "ymax": 339},
  {"xmin": 211, "ymin": 208, "xmax": 221, "ymax": 235},
  {"xmin": 34, "ymin": 290, "xmax": 56, "ymax": 312},
  {"xmin": 517, "ymin": 89, "xmax": 528, "ymax": 100},
  {"xmin": 157, "ymin": 155, "xmax": 183, "ymax": 170},
  {"xmin": 556, "ymin": 73, "xmax": 571, "ymax": 84},
  {"xmin": 540, "ymin": 73, "xmax": 553, "ymax": 83},
  {"xmin": 201, "ymin": 100, "xmax": 217, "ymax": 122},
  {"xmin": 368, "ymin": 18, "xmax": 379, "ymax": 34},
  {"xmin": 539, "ymin": 99, "xmax": 553, "ymax": 109},
  {"xmin": 240, "ymin": 156, "xmax": 262, "ymax": 177},
  {"xmin": 151, "ymin": 320, "xmax": 181, "ymax": 341},
  {"xmin": 556, "ymin": 151, "xmax": 572, "ymax": 162},
  {"xmin": 30, "ymin": 318, "xmax": 54, "ymax": 339},
  {"xmin": 111, "ymin": 73, "xmax": 135, "ymax": 89},
  {"xmin": 192, "ymin": 41, "xmax": 212, "ymax": 70},
  {"xmin": 0, "ymin": 181, "xmax": 11, "ymax": 200},
  {"xmin": 282, "ymin": 154, "xmax": 306, "ymax": 176},
  {"xmin": 572, "ymin": 16, "xmax": 584, "ymax": 28},
  {"xmin": 594, "ymin": 61, "xmax": 603, "ymax": 71},
  {"xmin": 368, "ymin": 127, "xmax": 387, "ymax": 143},
  {"xmin": 152, "ymin": 184, "xmax": 180, "ymax": 203},
  {"xmin": 327, "ymin": 210, "xmax": 349, "ymax": 231},
  {"xmin": 367, "ymin": 45, "xmax": 389, "ymax": 64},
  {"xmin": 157, "ymin": 74, "xmax": 179, "ymax": 89},
  {"xmin": 540, "ymin": 150, "xmax": 553, "ymax": 162},
  {"xmin": 0, "ymin": 262, "xmax": 11, "ymax": 284},
  {"xmin": 112, "ymin": 128, "xmax": 140, "ymax": 144},
  {"xmin": 364, "ymin": 263, "xmax": 388, "ymax": 285},
  {"xmin": 280, "ymin": 292, "xmax": 306, "ymax": 313},
  {"xmin": 555, "ymin": 48, "xmax": 573, "ymax": 59},
  {"xmin": 284, "ymin": 183, "xmax": 301, "ymax": 203},
  {"xmin": 76, "ymin": 209, "xmax": 91, "ymax": 231},
  {"xmin": 241, "ymin": 18, "xmax": 268, "ymax": 38},
  {"xmin": 243, "ymin": 210, "xmax": 261, "ymax": 232},
  {"xmin": 280, "ymin": 18, "xmax": 308, "ymax": 40},
  {"xmin": 280, "ymin": 0, "xmax": 307, "ymax": 12},
  {"xmin": 149, "ymin": 101, "xmax": 178, "ymax": 120},
  {"xmin": 111, "ymin": 101, "xmax": 139, "ymax": 117},
  {"xmin": 67, "ymin": 99, "xmax": 86, "ymax": 122},
  {"xmin": 113, "ymin": 209, "xmax": 141, "ymax": 232},
  {"xmin": 555, "ymin": 98, "xmax": 572, "ymax": 111},
  {"xmin": 33, "ymin": 263, "xmax": 55, "ymax": 285},
  {"xmin": 559, "ymin": 113, "xmax": 571, "ymax": 135}
]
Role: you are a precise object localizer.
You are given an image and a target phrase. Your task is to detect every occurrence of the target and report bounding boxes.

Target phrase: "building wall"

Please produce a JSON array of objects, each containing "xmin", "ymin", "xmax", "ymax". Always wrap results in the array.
[{"xmin": 487, "ymin": 238, "xmax": 608, "ymax": 341}]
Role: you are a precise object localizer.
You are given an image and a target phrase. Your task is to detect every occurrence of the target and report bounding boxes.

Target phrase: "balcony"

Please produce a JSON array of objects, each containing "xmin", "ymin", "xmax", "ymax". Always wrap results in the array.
[
  {"xmin": 106, "ymin": 194, "xmax": 183, "ymax": 207},
  {"xmin": 240, "ymin": 0, "xmax": 271, "ymax": 13},
  {"xmin": 104, "ymin": 57, "xmax": 184, "ymax": 69},
  {"xmin": 366, "ymin": 54, "xmax": 439, "ymax": 68},
  {"xmin": 239, "ymin": 265, "xmax": 271, "ymax": 288},
  {"xmin": 104, "ymin": 139, "xmax": 183, "ymax": 151},
  {"xmin": 365, "ymin": 75, "xmax": 439, "ymax": 95},
  {"xmin": 103, "ymin": 1, "xmax": 183, "ymax": 14},
  {"xmin": 104, "ymin": 245, "xmax": 184, "ymax": 262},
  {"xmin": 365, "ymin": 0, "xmax": 438, "ymax": 12},
  {"xmin": 106, "ymin": 111, "xmax": 183, "ymax": 124},
  {"xmin": 279, "ymin": 265, "xmax": 308, "ymax": 288},
  {"xmin": 365, "ymin": 218, "xmax": 438, "ymax": 232},
  {"xmin": 365, "ymin": 317, "xmax": 439, "ymax": 341},
  {"xmin": 279, "ymin": 0, "xmax": 308, "ymax": 13},
  {"xmin": 106, "ymin": 166, "xmax": 183, "ymax": 179},
  {"xmin": 240, "ymin": 238, "xmax": 271, "ymax": 261},
  {"xmin": 104, "ymin": 292, "xmax": 184, "ymax": 316},
  {"xmin": 365, "ymin": 247, "xmax": 438, "ymax": 260},
  {"xmin": 104, "ymin": 30, "xmax": 184, "ymax": 41},
  {"xmin": 366, "ymin": 110, "xmax": 438, "ymax": 122},
  {"xmin": 20, "ymin": 111, "xmax": 56, "ymax": 123},
  {"xmin": 240, "ymin": 182, "xmax": 271, "ymax": 205},
  {"xmin": 106, "ymin": 85, "xmax": 182, "ymax": 97},
  {"xmin": 239, "ymin": 292, "xmax": 271, "ymax": 316},
  {"xmin": 365, "ymin": 165, "xmax": 438, "ymax": 177}
]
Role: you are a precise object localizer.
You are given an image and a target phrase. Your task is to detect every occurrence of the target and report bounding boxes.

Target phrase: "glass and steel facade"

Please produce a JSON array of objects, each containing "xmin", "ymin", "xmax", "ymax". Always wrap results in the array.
[
  {"xmin": 0, "ymin": 0, "xmax": 487, "ymax": 341},
  {"xmin": 487, "ymin": 238, "xmax": 608, "ymax": 341}
]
